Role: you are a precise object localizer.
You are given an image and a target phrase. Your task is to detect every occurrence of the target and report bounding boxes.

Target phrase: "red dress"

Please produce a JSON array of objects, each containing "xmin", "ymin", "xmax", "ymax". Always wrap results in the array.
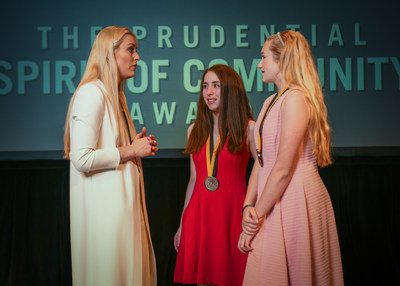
[{"xmin": 174, "ymin": 138, "xmax": 250, "ymax": 286}]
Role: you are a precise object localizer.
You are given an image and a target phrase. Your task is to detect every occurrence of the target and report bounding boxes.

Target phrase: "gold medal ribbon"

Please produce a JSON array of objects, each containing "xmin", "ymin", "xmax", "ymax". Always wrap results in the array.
[
  {"xmin": 206, "ymin": 133, "xmax": 221, "ymax": 177},
  {"xmin": 257, "ymin": 86, "xmax": 289, "ymax": 166}
]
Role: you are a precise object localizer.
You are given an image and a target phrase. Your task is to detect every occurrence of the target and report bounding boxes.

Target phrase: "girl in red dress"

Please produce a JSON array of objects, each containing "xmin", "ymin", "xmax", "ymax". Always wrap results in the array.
[{"xmin": 174, "ymin": 64, "xmax": 257, "ymax": 286}]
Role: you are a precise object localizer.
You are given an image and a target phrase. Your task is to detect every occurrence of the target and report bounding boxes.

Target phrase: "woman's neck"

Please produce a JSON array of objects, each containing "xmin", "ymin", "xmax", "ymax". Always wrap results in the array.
[{"xmin": 276, "ymin": 80, "xmax": 288, "ymax": 94}]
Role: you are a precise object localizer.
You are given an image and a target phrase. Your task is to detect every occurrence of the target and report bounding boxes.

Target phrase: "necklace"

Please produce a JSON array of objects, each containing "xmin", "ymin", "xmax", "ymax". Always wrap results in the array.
[
  {"xmin": 204, "ymin": 124, "xmax": 221, "ymax": 191},
  {"xmin": 256, "ymin": 86, "xmax": 289, "ymax": 167}
]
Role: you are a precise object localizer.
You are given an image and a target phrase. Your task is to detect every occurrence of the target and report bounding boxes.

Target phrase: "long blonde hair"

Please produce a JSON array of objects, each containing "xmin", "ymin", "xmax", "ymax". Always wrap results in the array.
[
  {"xmin": 268, "ymin": 30, "xmax": 332, "ymax": 167},
  {"xmin": 63, "ymin": 26, "xmax": 137, "ymax": 159}
]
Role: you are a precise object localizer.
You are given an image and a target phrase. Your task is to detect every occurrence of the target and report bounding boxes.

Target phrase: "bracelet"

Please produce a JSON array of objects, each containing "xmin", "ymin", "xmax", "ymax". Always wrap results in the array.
[{"xmin": 242, "ymin": 204, "xmax": 254, "ymax": 216}]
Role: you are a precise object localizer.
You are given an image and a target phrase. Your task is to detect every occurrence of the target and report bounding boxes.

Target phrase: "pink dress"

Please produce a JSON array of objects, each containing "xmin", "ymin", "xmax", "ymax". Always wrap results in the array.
[{"xmin": 243, "ymin": 90, "xmax": 344, "ymax": 285}]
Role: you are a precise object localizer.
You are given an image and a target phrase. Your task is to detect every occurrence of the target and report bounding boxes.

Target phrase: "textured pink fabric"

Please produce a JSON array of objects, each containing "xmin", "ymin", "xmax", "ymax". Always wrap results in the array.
[{"xmin": 243, "ymin": 90, "xmax": 344, "ymax": 286}]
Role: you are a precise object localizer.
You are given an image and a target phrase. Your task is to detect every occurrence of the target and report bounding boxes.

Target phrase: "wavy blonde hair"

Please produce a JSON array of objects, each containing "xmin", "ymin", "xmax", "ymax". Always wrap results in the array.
[
  {"xmin": 268, "ymin": 30, "xmax": 332, "ymax": 167},
  {"xmin": 63, "ymin": 26, "xmax": 137, "ymax": 159}
]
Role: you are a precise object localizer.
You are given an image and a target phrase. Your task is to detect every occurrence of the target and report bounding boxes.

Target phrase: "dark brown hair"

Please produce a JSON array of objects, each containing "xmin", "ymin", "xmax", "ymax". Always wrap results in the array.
[{"xmin": 185, "ymin": 64, "xmax": 253, "ymax": 154}]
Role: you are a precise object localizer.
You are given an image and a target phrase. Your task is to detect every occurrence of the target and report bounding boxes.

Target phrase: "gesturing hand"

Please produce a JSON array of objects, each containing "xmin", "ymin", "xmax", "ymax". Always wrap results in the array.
[
  {"xmin": 131, "ymin": 127, "xmax": 158, "ymax": 157},
  {"xmin": 118, "ymin": 127, "xmax": 158, "ymax": 163}
]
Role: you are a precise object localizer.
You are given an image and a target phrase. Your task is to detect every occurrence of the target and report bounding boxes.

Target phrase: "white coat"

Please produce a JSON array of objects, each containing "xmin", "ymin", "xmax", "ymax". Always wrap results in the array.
[{"xmin": 69, "ymin": 80, "xmax": 156, "ymax": 286}]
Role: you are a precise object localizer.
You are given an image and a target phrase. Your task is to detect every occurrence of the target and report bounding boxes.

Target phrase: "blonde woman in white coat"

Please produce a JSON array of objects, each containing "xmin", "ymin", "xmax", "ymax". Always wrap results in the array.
[{"xmin": 63, "ymin": 26, "xmax": 157, "ymax": 286}]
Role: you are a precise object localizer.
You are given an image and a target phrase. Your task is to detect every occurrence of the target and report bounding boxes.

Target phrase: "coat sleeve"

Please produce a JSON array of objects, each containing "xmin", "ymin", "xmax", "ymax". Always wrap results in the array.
[{"xmin": 69, "ymin": 83, "xmax": 120, "ymax": 173}]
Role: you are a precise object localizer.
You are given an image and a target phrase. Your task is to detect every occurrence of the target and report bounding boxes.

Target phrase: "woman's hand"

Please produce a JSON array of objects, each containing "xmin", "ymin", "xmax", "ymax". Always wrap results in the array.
[
  {"xmin": 238, "ymin": 207, "xmax": 264, "ymax": 253},
  {"xmin": 118, "ymin": 127, "xmax": 158, "ymax": 163},
  {"xmin": 238, "ymin": 231, "xmax": 255, "ymax": 254},
  {"xmin": 242, "ymin": 206, "xmax": 263, "ymax": 236},
  {"xmin": 131, "ymin": 127, "xmax": 158, "ymax": 157},
  {"xmin": 174, "ymin": 226, "xmax": 181, "ymax": 252}
]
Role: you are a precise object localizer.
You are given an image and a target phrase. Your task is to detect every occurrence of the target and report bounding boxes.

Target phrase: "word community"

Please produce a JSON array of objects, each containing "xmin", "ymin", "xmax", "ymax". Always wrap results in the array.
[{"xmin": 1, "ymin": 56, "xmax": 399, "ymax": 96}]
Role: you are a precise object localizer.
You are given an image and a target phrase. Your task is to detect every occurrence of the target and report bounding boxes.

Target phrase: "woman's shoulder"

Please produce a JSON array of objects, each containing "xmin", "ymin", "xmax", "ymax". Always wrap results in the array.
[
  {"xmin": 187, "ymin": 123, "xmax": 195, "ymax": 138},
  {"xmin": 247, "ymin": 119, "xmax": 256, "ymax": 131},
  {"xmin": 187, "ymin": 123, "xmax": 194, "ymax": 132},
  {"xmin": 246, "ymin": 119, "xmax": 256, "ymax": 138},
  {"xmin": 74, "ymin": 80, "xmax": 106, "ymax": 109},
  {"xmin": 78, "ymin": 80, "xmax": 104, "ymax": 94},
  {"xmin": 77, "ymin": 80, "xmax": 105, "ymax": 96},
  {"xmin": 282, "ymin": 88, "xmax": 307, "ymax": 105},
  {"xmin": 280, "ymin": 88, "xmax": 309, "ymax": 120}
]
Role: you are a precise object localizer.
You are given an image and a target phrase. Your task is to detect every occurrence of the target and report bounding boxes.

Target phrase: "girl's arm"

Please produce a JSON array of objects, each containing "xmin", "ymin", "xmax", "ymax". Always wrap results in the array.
[
  {"xmin": 174, "ymin": 124, "xmax": 197, "ymax": 252},
  {"xmin": 255, "ymin": 90, "xmax": 310, "ymax": 219},
  {"xmin": 239, "ymin": 90, "xmax": 310, "ymax": 253}
]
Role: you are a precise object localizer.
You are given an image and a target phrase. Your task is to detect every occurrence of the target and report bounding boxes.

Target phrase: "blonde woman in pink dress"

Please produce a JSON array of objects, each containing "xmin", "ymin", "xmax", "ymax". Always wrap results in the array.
[{"xmin": 238, "ymin": 30, "xmax": 344, "ymax": 285}]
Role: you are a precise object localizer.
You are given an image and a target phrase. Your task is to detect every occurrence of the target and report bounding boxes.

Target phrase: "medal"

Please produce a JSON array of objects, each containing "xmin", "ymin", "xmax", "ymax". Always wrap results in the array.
[
  {"xmin": 204, "ymin": 176, "xmax": 219, "ymax": 191},
  {"xmin": 256, "ymin": 150, "xmax": 263, "ymax": 166},
  {"xmin": 205, "ymin": 125, "xmax": 221, "ymax": 191}
]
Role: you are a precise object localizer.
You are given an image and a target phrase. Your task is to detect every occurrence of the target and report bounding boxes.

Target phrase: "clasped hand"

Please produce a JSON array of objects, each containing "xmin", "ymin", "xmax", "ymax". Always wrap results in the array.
[{"xmin": 238, "ymin": 206, "xmax": 264, "ymax": 253}]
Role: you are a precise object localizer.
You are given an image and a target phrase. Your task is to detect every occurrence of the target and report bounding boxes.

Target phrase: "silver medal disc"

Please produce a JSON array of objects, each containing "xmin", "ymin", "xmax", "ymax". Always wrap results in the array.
[{"xmin": 204, "ymin": 176, "xmax": 219, "ymax": 191}]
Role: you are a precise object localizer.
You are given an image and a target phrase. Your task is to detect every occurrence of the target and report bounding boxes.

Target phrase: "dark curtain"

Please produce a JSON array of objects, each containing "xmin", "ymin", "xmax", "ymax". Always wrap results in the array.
[
  {"xmin": 0, "ymin": 160, "xmax": 71, "ymax": 286},
  {"xmin": 1, "ymin": 156, "xmax": 399, "ymax": 286},
  {"xmin": 319, "ymin": 157, "xmax": 400, "ymax": 286}
]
